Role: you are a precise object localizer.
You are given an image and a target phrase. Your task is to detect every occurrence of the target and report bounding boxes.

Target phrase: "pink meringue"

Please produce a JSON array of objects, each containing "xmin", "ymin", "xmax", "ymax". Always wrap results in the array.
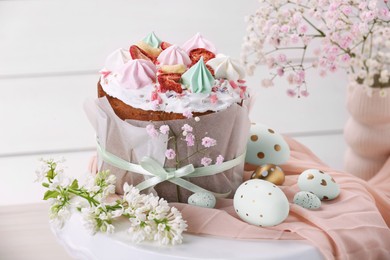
[
  {"xmin": 118, "ymin": 59, "xmax": 157, "ymax": 89},
  {"xmin": 181, "ymin": 33, "xmax": 217, "ymax": 54},
  {"xmin": 157, "ymin": 45, "xmax": 191, "ymax": 66}
]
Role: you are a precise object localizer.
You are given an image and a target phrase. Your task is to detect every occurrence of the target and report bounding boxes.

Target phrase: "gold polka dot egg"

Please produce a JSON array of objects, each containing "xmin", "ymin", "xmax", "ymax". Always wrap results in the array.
[
  {"xmin": 246, "ymin": 123, "xmax": 290, "ymax": 166},
  {"xmin": 233, "ymin": 179, "xmax": 289, "ymax": 227},
  {"xmin": 298, "ymin": 169, "xmax": 340, "ymax": 201}
]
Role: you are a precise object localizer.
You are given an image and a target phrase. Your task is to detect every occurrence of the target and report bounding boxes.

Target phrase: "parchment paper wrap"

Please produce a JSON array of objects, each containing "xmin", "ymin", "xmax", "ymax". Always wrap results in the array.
[{"xmin": 84, "ymin": 97, "xmax": 250, "ymax": 202}]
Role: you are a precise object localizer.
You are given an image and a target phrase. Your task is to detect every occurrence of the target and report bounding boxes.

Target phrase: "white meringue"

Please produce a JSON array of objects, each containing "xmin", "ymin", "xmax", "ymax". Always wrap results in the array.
[{"xmin": 206, "ymin": 54, "xmax": 245, "ymax": 81}]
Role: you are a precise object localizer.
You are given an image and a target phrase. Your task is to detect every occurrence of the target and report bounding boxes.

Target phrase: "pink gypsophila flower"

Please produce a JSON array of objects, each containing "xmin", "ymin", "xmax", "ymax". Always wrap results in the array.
[
  {"xmin": 202, "ymin": 137, "xmax": 217, "ymax": 148},
  {"xmin": 165, "ymin": 149, "xmax": 176, "ymax": 160},
  {"xmin": 185, "ymin": 133, "xmax": 195, "ymax": 147},
  {"xmin": 159, "ymin": 125, "xmax": 170, "ymax": 135},
  {"xmin": 181, "ymin": 124, "xmax": 193, "ymax": 133},
  {"xmin": 182, "ymin": 110, "xmax": 193, "ymax": 119},
  {"xmin": 201, "ymin": 157, "xmax": 212, "ymax": 167},
  {"xmin": 216, "ymin": 155, "xmax": 224, "ymax": 165},
  {"xmin": 146, "ymin": 124, "xmax": 159, "ymax": 138}
]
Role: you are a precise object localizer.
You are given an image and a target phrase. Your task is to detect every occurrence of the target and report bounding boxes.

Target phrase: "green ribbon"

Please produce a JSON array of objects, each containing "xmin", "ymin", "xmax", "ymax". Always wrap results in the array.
[{"xmin": 96, "ymin": 143, "xmax": 246, "ymax": 198}]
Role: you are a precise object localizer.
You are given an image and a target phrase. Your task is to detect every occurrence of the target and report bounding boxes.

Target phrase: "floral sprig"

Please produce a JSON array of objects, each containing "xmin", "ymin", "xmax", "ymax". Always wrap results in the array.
[
  {"xmin": 241, "ymin": 0, "xmax": 390, "ymax": 97},
  {"xmin": 145, "ymin": 116, "xmax": 224, "ymax": 169},
  {"xmin": 36, "ymin": 158, "xmax": 187, "ymax": 245}
]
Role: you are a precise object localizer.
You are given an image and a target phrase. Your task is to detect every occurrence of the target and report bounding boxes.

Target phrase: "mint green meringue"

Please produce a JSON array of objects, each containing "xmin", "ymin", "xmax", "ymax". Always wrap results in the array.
[
  {"xmin": 181, "ymin": 57, "xmax": 215, "ymax": 93},
  {"xmin": 142, "ymin": 32, "xmax": 161, "ymax": 48}
]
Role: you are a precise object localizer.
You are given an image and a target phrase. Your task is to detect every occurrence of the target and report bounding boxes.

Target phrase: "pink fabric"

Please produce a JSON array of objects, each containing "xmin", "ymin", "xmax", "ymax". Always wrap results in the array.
[
  {"xmin": 171, "ymin": 137, "xmax": 390, "ymax": 259},
  {"xmin": 91, "ymin": 137, "xmax": 390, "ymax": 259}
]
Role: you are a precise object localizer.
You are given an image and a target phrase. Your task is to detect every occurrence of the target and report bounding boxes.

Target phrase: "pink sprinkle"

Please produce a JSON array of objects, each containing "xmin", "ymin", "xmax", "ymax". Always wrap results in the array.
[
  {"xmin": 210, "ymin": 94, "xmax": 218, "ymax": 104},
  {"xmin": 229, "ymin": 80, "xmax": 239, "ymax": 89},
  {"xmin": 237, "ymin": 79, "xmax": 246, "ymax": 84},
  {"xmin": 151, "ymin": 91, "xmax": 158, "ymax": 101},
  {"xmin": 99, "ymin": 70, "xmax": 111, "ymax": 78},
  {"xmin": 220, "ymin": 79, "xmax": 225, "ymax": 84}
]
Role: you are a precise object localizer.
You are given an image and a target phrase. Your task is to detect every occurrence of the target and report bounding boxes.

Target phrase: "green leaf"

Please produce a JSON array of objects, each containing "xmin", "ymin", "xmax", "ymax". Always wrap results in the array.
[
  {"xmin": 70, "ymin": 179, "xmax": 79, "ymax": 190},
  {"xmin": 43, "ymin": 190, "xmax": 59, "ymax": 200},
  {"xmin": 47, "ymin": 169, "xmax": 55, "ymax": 179},
  {"xmin": 42, "ymin": 183, "xmax": 49, "ymax": 188}
]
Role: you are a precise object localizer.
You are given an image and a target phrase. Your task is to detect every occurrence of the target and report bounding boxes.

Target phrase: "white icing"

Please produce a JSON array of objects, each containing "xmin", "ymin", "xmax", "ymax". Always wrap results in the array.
[
  {"xmin": 100, "ymin": 74, "xmax": 243, "ymax": 113},
  {"xmin": 206, "ymin": 54, "xmax": 245, "ymax": 81}
]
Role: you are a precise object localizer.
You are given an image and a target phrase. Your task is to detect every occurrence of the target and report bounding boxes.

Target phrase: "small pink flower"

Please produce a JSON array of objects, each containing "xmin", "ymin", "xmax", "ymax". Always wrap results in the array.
[
  {"xmin": 146, "ymin": 124, "xmax": 159, "ymax": 138},
  {"xmin": 277, "ymin": 53, "xmax": 287, "ymax": 63},
  {"xmin": 277, "ymin": 67, "xmax": 285, "ymax": 76},
  {"xmin": 159, "ymin": 125, "xmax": 170, "ymax": 135},
  {"xmin": 290, "ymin": 34, "xmax": 299, "ymax": 44},
  {"xmin": 300, "ymin": 90, "xmax": 310, "ymax": 97},
  {"xmin": 261, "ymin": 78, "xmax": 274, "ymax": 87},
  {"xmin": 165, "ymin": 149, "xmax": 176, "ymax": 160},
  {"xmin": 181, "ymin": 124, "xmax": 193, "ymax": 133},
  {"xmin": 182, "ymin": 110, "xmax": 193, "ymax": 119},
  {"xmin": 341, "ymin": 54, "xmax": 350, "ymax": 63},
  {"xmin": 298, "ymin": 24, "xmax": 308, "ymax": 34},
  {"xmin": 201, "ymin": 157, "xmax": 212, "ymax": 167},
  {"xmin": 185, "ymin": 133, "xmax": 195, "ymax": 147},
  {"xmin": 287, "ymin": 89, "xmax": 297, "ymax": 97},
  {"xmin": 216, "ymin": 155, "xmax": 224, "ymax": 165},
  {"xmin": 202, "ymin": 137, "xmax": 217, "ymax": 148}
]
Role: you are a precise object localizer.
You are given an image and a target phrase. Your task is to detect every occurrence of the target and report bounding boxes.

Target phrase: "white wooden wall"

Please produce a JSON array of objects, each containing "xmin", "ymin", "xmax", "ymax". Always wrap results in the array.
[{"xmin": 0, "ymin": 0, "xmax": 348, "ymax": 206}]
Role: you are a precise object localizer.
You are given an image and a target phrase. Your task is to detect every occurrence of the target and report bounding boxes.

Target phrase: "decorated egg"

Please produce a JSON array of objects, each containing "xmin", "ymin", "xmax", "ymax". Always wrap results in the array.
[
  {"xmin": 298, "ymin": 169, "xmax": 340, "ymax": 201},
  {"xmin": 246, "ymin": 123, "xmax": 290, "ymax": 167},
  {"xmin": 233, "ymin": 179, "xmax": 289, "ymax": 227},
  {"xmin": 188, "ymin": 192, "xmax": 216, "ymax": 208},
  {"xmin": 251, "ymin": 164, "xmax": 285, "ymax": 185},
  {"xmin": 293, "ymin": 191, "xmax": 321, "ymax": 210}
]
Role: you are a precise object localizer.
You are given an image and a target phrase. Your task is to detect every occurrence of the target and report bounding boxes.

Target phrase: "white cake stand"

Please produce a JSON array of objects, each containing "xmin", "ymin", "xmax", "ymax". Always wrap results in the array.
[{"xmin": 51, "ymin": 213, "xmax": 324, "ymax": 260}]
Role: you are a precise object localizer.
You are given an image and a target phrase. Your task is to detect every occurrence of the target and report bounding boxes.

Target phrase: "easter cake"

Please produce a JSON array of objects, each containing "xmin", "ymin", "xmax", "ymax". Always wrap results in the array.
[{"xmin": 91, "ymin": 32, "xmax": 251, "ymax": 203}]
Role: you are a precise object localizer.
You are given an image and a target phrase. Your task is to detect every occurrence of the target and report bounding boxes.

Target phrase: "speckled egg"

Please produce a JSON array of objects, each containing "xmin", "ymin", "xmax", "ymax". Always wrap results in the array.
[
  {"xmin": 246, "ymin": 123, "xmax": 290, "ymax": 166},
  {"xmin": 298, "ymin": 169, "xmax": 340, "ymax": 201},
  {"xmin": 293, "ymin": 191, "xmax": 321, "ymax": 210},
  {"xmin": 188, "ymin": 192, "xmax": 216, "ymax": 208},
  {"xmin": 251, "ymin": 164, "xmax": 285, "ymax": 185},
  {"xmin": 233, "ymin": 179, "xmax": 289, "ymax": 227}
]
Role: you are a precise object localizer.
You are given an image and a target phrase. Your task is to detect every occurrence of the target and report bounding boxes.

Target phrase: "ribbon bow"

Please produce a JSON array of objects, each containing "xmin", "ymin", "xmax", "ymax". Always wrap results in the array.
[{"xmin": 96, "ymin": 143, "xmax": 245, "ymax": 198}]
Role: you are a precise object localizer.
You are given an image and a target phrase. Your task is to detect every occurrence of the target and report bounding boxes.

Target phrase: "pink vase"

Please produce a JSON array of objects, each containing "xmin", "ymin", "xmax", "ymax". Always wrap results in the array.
[{"xmin": 344, "ymin": 86, "xmax": 390, "ymax": 180}]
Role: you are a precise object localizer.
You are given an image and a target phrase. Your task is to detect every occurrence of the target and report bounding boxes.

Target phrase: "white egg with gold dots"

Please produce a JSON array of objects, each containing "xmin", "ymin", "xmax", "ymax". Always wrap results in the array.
[
  {"xmin": 233, "ymin": 179, "xmax": 290, "ymax": 227},
  {"xmin": 297, "ymin": 169, "xmax": 340, "ymax": 201},
  {"xmin": 246, "ymin": 123, "xmax": 290, "ymax": 166}
]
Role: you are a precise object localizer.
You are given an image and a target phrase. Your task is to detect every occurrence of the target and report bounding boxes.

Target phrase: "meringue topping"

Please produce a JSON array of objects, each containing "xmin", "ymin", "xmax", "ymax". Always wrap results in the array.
[
  {"xmin": 206, "ymin": 54, "xmax": 245, "ymax": 81},
  {"xmin": 181, "ymin": 57, "xmax": 214, "ymax": 93},
  {"xmin": 157, "ymin": 45, "xmax": 191, "ymax": 66},
  {"xmin": 181, "ymin": 33, "xmax": 217, "ymax": 54},
  {"xmin": 118, "ymin": 59, "xmax": 157, "ymax": 89}
]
